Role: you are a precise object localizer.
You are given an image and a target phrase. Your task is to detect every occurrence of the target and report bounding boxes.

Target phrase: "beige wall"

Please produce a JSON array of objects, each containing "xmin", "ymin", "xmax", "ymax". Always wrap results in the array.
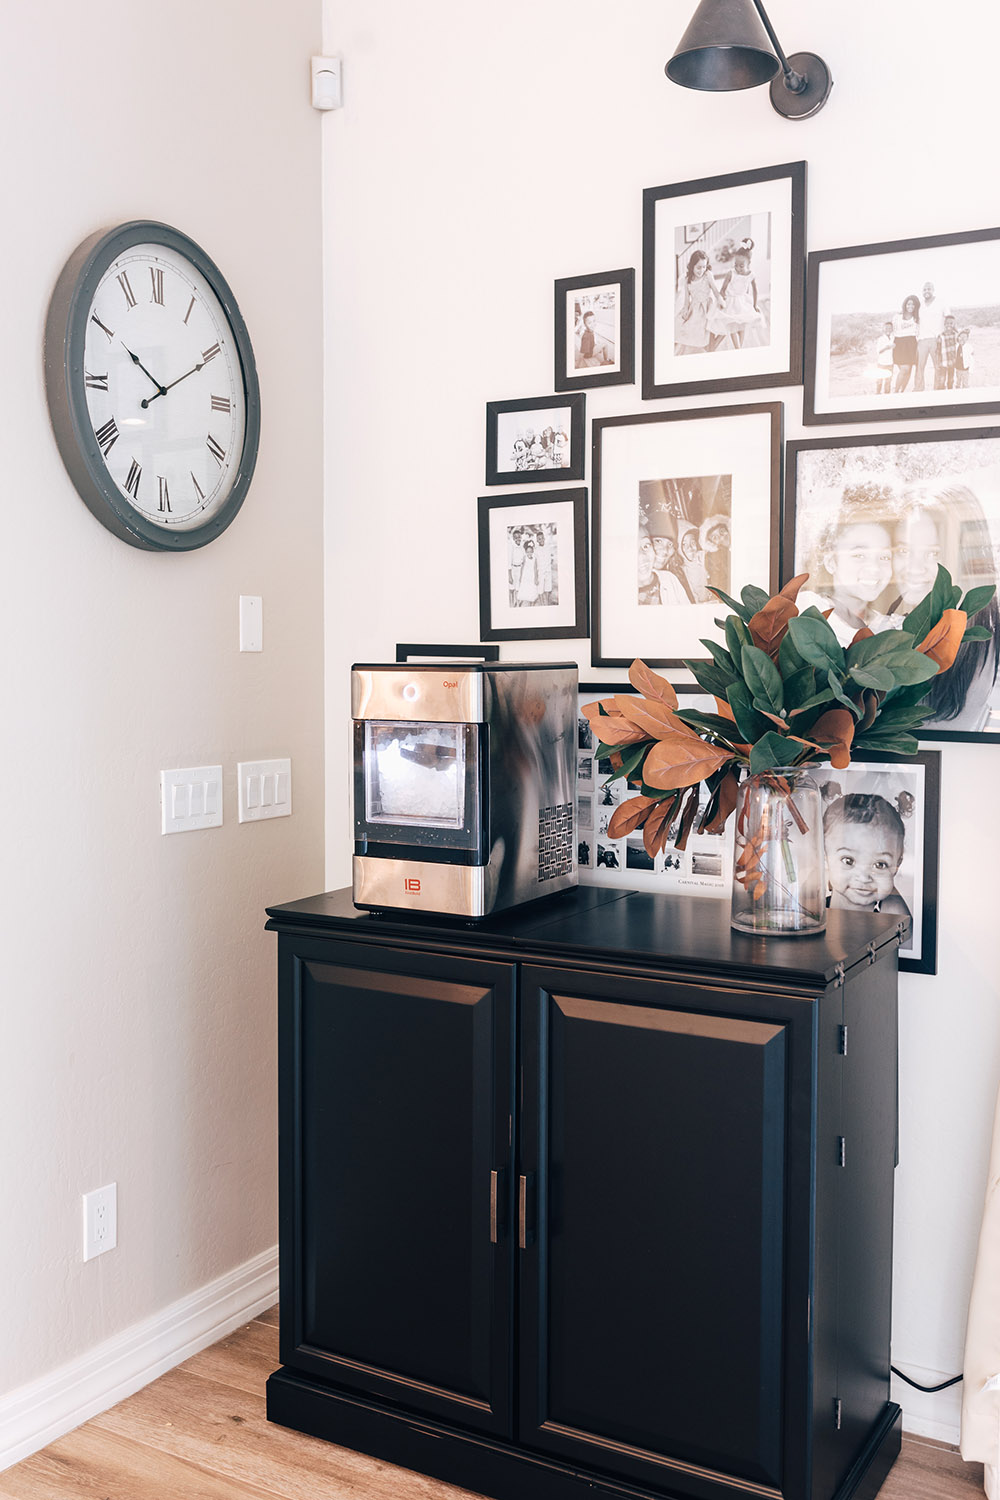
[
  {"xmin": 1, "ymin": 0, "xmax": 324, "ymax": 1405},
  {"xmin": 322, "ymin": 0, "xmax": 1000, "ymax": 1442}
]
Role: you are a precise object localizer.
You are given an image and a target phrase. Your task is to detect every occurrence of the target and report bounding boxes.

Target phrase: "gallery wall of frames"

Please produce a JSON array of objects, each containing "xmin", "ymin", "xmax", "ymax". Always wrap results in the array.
[{"xmin": 471, "ymin": 158, "xmax": 1000, "ymax": 968}]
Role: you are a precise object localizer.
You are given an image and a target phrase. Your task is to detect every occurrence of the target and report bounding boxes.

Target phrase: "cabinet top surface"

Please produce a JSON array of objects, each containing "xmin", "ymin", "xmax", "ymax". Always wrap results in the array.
[{"xmin": 265, "ymin": 887, "xmax": 903, "ymax": 989}]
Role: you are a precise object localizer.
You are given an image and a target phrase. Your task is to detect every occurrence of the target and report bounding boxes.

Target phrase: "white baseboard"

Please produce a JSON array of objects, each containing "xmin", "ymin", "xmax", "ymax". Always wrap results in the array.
[
  {"xmin": 893, "ymin": 1359, "xmax": 964, "ymax": 1448},
  {"xmin": 0, "ymin": 1244, "xmax": 278, "ymax": 1472}
]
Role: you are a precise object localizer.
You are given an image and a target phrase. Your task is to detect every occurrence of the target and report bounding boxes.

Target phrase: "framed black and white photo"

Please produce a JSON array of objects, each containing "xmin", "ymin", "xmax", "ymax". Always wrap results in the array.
[
  {"xmin": 804, "ymin": 227, "xmax": 1000, "ymax": 424},
  {"xmin": 576, "ymin": 683, "xmax": 735, "ymax": 897},
  {"xmin": 808, "ymin": 752, "xmax": 940, "ymax": 975},
  {"xmin": 592, "ymin": 403, "xmax": 782, "ymax": 668},
  {"xmin": 396, "ymin": 642, "xmax": 500, "ymax": 663},
  {"xmin": 785, "ymin": 428, "xmax": 1000, "ymax": 740},
  {"xmin": 554, "ymin": 268, "xmax": 634, "ymax": 391},
  {"xmin": 485, "ymin": 393, "xmax": 585, "ymax": 485},
  {"xmin": 478, "ymin": 487, "xmax": 589, "ymax": 641},
  {"xmin": 641, "ymin": 161, "xmax": 805, "ymax": 401}
]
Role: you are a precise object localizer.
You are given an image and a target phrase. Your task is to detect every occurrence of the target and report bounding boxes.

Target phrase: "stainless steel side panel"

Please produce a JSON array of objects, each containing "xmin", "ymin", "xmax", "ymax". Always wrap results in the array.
[
  {"xmin": 354, "ymin": 856, "xmax": 487, "ymax": 917},
  {"xmin": 352, "ymin": 668, "xmax": 484, "ymax": 724}
]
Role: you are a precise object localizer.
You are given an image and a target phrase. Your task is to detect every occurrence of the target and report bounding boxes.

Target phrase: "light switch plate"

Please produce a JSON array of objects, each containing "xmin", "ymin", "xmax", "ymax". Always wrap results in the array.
[
  {"xmin": 161, "ymin": 766, "xmax": 223, "ymax": 833},
  {"xmin": 239, "ymin": 595, "xmax": 262, "ymax": 652},
  {"xmin": 238, "ymin": 758, "xmax": 292, "ymax": 822}
]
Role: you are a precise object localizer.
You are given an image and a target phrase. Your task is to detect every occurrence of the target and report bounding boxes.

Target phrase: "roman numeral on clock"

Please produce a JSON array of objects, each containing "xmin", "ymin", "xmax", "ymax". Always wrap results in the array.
[
  {"xmin": 157, "ymin": 476, "xmax": 171, "ymax": 513},
  {"xmin": 94, "ymin": 416, "xmax": 119, "ymax": 456},
  {"xmin": 206, "ymin": 433, "xmax": 226, "ymax": 466},
  {"xmin": 201, "ymin": 343, "xmax": 221, "ymax": 365},
  {"xmin": 210, "ymin": 394, "xmax": 231, "ymax": 413},
  {"xmin": 149, "ymin": 267, "xmax": 165, "ymax": 306},
  {"xmin": 117, "ymin": 271, "xmax": 136, "ymax": 309},
  {"xmin": 184, "ymin": 296, "xmax": 196, "ymax": 325},
  {"xmin": 85, "ymin": 371, "xmax": 109, "ymax": 391},
  {"xmin": 191, "ymin": 472, "xmax": 205, "ymax": 501},
  {"xmin": 91, "ymin": 312, "xmax": 115, "ymax": 342},
  {"xmin": 124, "ymin": 458, "xmax": 142, "ymax": 497}
]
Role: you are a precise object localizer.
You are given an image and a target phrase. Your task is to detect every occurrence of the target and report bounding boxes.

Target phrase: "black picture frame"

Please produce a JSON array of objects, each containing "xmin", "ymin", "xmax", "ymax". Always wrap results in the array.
[
  {"xmin": 554, "ymin": 268, "xmax": 635, "ymax": 392},
  {"xmin": 592, "ymin": 402, "xmax": 783, "ymax": 669},
  {"xmin": 808, "ymin": 751, "xmax": 941, "ymax": 976},
  {"xmin": 803, "ymin": 226, "xmax": 1000, "ymax": 425},
  {"xmin": 485, "ymin": 393, "xmax": 585, "ymax": 485},
  {"xmin": 478, "ymin": 487, "xmax": 589, "ymax": 642},
  {"xmin": 641, "ymin": 161, "xmax": 806, "ymax": 401},
  {"xmin": 784, "ymin": 426, "xmax": 1000, "ymax": 741},
  {"xmin": 395, "ymin": 643, "xmax": 500, "ymax": 662}
]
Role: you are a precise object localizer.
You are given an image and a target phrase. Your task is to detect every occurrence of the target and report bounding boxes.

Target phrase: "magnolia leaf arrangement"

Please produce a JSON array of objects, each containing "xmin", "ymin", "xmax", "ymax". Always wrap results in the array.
[{"xmin": 583, "ymin": 566, "xmax": 994, "ymax": 861}]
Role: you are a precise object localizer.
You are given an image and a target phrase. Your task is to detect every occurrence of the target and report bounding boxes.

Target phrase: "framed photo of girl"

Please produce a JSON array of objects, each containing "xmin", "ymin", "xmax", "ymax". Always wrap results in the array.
[
  {"xmin": 485, "ymin": 393, "xmax": 585, "ymax": 485},
  {"xmin": 808, "ymin": 751, "xmax": 941, "ymax": 975},
  {"xmin": 478, "ymin": 487, "xmax": 589, "ymax": 641},
  {"xmin": 554, "ymin": 268, "xmax": 635, "ymax": 392},
  {"xmin": 592, "ymin": 402, "xmax": 782, "ymax": 668},
  {"xmin": 641, "ymin": 160, "xmax": 806, "ymax": 401},
  {"xmin": 804, "ymin": 227, "xmax": 1000, "ymax": 424},
  {"xmin": 784, "ymin": 428, "xmax": 1000, "ymax": 740}
]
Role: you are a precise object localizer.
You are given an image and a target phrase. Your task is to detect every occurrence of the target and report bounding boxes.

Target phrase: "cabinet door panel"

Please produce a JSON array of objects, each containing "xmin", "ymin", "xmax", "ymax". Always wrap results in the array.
[
  {"xmin": 280, "ymin": 941, "xmax": 515, "ymax": 1436},
  {"xmin": 520, "ymin": 970, "xmax": 787, "ymax": 1492}
]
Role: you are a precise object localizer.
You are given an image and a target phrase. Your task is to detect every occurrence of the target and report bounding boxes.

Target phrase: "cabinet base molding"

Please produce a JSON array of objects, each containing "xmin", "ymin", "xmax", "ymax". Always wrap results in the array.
[{"xmin": 266, "ymin": 1367, "xmax": 902, "ymax": 1500}]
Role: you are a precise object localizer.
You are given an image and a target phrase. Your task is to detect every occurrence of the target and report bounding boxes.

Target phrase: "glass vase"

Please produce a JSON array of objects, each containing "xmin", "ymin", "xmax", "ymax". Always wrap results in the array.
[{"xmin": 730, "ymin": 767, "xmax": 827, "ymax": 936}]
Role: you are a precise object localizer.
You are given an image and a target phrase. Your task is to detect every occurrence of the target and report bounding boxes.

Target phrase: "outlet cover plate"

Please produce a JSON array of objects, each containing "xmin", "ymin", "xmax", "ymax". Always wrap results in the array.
[{"xmin": 83, "ymin": 1182, "xmax": 117, "ymax": 1261}]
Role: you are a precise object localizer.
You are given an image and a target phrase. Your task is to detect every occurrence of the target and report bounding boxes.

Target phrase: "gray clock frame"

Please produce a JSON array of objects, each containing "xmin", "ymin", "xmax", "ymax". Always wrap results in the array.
[{"xmin": 45, "ymin": 219, "xmax": 261, "ymax": 552}]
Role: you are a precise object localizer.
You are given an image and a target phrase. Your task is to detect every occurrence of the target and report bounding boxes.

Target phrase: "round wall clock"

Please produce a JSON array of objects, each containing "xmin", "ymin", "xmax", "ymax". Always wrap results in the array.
[{"xmin": 45, "ymin": 220, "xmax": 261, "ymax": 551}]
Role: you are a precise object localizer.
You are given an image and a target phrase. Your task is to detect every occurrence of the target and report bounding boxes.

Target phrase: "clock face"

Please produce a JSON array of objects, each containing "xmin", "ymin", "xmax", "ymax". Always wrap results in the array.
[{"xmin": 46, "ymin": 222, "xmax": 260, "ymax": 550}]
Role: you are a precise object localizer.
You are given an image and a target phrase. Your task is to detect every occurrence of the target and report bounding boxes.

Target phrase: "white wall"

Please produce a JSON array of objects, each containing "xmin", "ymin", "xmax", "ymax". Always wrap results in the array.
[
  {"xmin": 1, "ymin": 0, "xmax": 324, "ymax": 1426},
  {"xmin": 322, "ymin": 0, "xmax": 1000, "ymax": 1441}
]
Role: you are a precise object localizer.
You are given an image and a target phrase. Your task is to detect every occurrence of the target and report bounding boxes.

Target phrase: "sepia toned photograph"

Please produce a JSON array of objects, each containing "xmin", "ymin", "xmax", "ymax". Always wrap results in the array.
[
  {"xmin": 786, "ymin": 429, "xmax": 1000, "ymax": 739},
  {"xmin": 554, "ymin": 268, "xmax": 634, "ymax": 392},
  {"xmin": 485, "ymin": 392, "xmax": 585, "ymax": 484},
  {"xmin": 478, "ymin": 487, "xmax": 589, "ymax": 642},
  {"xmin": 642, "ymin": 161, "xmax": 804, "ymax": 400},
  {"xmin": 805, "ymin": 227, "xmax": 1000, "ymax": 423},
  {"xmin": 637, "ymin": 474, "xmax": 731, "ymax": 607}
]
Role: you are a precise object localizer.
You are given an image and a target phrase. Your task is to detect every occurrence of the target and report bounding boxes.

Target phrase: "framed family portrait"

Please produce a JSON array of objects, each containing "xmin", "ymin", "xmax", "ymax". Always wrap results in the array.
[
  {"xmin": 485, "ymin": 393, "xmax": 585, "ymax": 485},
  {"xmin": 804, "ymin": 227, "xmax": 1000, "ymax": 424},
  {"xmin": 591, "ymin": 402, "xmax": 782, "ymax": 668},
  {"xmin": 641, "ymin": 160, "xmax": 806, "ymax": 401},
  {"xmin": 478, "ymin": 487, "xmax": 589, "ymax": 641},
  {"xmin": 808, "ymin": 752, "xmax": 941, "ymax": 975},
  {"xmin": 576, "ymin": 683, "xmax": 735, "ymax": 898},
  {"xmin": 554, "ymin": 268, "xmax": 635, "ymax": 392},
  {"xmin": 785, "ymin": 427, "xmax": 1000, "ymax": 741}
]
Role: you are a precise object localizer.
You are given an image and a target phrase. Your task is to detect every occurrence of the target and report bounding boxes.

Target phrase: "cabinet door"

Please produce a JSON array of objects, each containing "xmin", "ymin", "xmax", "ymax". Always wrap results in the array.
[
  {"xmin": 518, "ymin": 965, "xmax": 789, "ymax": 1495},
  {"xmin": 278, "ymin": 938, "xmax": 516, "ymax": 1436}
]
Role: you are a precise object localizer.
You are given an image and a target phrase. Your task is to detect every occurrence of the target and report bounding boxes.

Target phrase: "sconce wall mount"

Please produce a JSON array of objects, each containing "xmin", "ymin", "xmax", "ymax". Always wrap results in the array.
[{"xmin": 665, "ymin": 0, "xmax": 832, "ymax": 121}]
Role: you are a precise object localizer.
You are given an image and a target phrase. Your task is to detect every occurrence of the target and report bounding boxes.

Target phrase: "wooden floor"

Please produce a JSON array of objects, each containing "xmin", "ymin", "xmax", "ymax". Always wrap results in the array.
[{"xmin": 0, "ymin": 1306, "xmax": 986, "ymax": 1500}]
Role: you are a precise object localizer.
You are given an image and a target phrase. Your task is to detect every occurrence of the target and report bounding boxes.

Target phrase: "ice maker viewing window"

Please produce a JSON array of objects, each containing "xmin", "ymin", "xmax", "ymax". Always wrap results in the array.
[{"xmin": 353, "ymin": 720, "xmax": 486, "ymax": 856}]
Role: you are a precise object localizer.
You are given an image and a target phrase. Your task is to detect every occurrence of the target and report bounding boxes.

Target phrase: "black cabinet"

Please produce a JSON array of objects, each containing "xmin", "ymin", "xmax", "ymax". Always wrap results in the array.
[{"xmin": 266, "ymin": 887, "xmax": 904, "ymax": 1500}]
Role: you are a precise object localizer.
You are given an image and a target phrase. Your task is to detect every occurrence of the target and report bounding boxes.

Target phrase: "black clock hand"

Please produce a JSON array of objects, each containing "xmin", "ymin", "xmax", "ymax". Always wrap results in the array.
[
  {"xmin": 141, "ymin": 359, "xmax": 207, "ymax": 408},
  {"xmin": 122, "ymin": 344, "xmax": 166, "ymax": 396}
]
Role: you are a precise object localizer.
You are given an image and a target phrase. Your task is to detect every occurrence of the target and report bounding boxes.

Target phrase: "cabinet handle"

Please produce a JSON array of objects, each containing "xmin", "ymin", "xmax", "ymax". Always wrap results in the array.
[
  {"xmin": 490, "ymin": 1170, "xmax": 498, "ymax": 1244},
  {"xmin": 518, "ymin": 1175, "xmax": 527, "ymax": 1250}
]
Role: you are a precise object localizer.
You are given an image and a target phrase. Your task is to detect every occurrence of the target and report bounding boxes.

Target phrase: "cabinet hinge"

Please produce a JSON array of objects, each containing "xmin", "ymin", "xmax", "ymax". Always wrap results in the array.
[
  {"xmin": 867, "ymin": 941, "xmax": 877, "ymax": 965},
  {"xmin": 838, "ymin": 1024, "xmax": 848, "ymax": 1056},
  {"xmin": 834, "ymin": 1397, "xmax": 842, "ymax": 1430},
  {"xmin": 837, "ymin": 1136, "xmax": 847, "ymax": 1168},
  {"xmin": 834, "ymin": 961, "xmax": 845, "ymax": 988}
]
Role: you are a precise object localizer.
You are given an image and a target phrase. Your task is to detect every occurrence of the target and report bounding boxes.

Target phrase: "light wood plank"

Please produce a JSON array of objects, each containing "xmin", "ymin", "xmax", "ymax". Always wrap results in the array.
[
  {"xmin": 177, "ymin": 1317, "xmax": 278, "ymax": 1396},
  {"xmin": 91, "ymin": 1366, "xmax": 485, "ymax": 1500},
  {"xmin": 0, "ymin": 1423, "xmax": 285, "ymax": 1500},
  {"xmin": 255, "ymin": 1304, "xmax": 280, "ymax": 1329},
  {"xmin": 878, "ymin": 1437, "xmax": 985, "ymax": 1500}
]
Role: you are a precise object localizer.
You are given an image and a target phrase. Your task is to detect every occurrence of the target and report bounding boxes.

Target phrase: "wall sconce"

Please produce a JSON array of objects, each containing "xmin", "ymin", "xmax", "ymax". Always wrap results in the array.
[{"xmin": 665, "ymin": 0, "xmax": 832, "ymax": 120}]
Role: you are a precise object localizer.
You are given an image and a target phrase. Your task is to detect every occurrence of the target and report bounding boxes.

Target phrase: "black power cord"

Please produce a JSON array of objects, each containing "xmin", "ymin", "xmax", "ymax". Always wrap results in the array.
[{"xmin": 891, "ymin": 1364, "xmax": 963, "ymax": 1393}]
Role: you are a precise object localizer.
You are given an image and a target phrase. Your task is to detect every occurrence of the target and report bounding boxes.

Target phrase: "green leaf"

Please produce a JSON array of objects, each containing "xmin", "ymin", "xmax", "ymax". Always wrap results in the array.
[
  {"xmin": 740, "ymin": 584, "xmax": 771, "ymax": 615},
  {"xmin": 725, "ymin": 613, "xmax": 751, "ymax": 664},
  {"xmin": 848, "ymin": 664, "xmax": 896, "ymax": 693},
  {"xmin": 884, "ymin": 651, "xmax": 940, "ymax": 688},
  {"xmin": 826, "ymin": 668, "xmax": 862, "ymax": 717},
  {"xmin": 710, "ymin": 587, "xmax": 753, "ymax": 622},
  {"xmin": 787, "ymin": 613, "xmax": 846, "ymax": 673},
  {"xmin": 698, "ymin": 638, "xmax": 738, "ymax": 678},
  {"xmin": 901, "ymin": 564, "xmax": 955, "ymax": 644},
  {"xmin": 783, "ymin": 665, "xmax": 817, "ymax": 709},
  {"xmin": 599, "ymin": 740, "xmax": 649, "ymax": 784},
  {"xmin": 726, "ymin": 680, "xmax": 772, "ymax": 745},
  {"xmin": 949, "ymin": 584, "xmax": 963, "ymax": 609},
  {"xmin": 787, "ymin": 686, "xmax": 837, "ymax": 717},
  {"xmin": 778, "ymin": 630, "xmax": 808, "ymax": 678},
  {"xmin": 685, "ymin": 658, "xmax": 738, "ymax": 700},
  {"xmin": 673, "ymin": 709, "xmax": 746, "ymax": 740},
  {"xmin": 850, "ymin": 731, "xmax": 920, "ymax": 757},
  {"xmin": 963, "ymin": 625, "xmax": 993, "ymax": 643},
  {"xmin": 847, "ymin": 630, "xmax": 917, "ymax": 669},
  {"xmin": 856, "ymin": 701, "xmax": 927, "ymax": 733},
  {"xmin": 749, "ymin": 731, "xmax": 798, "ymax": 775},
  {"xmin": 961, "ymin": 585, "xmax": 997, "ymax": 617},
  {"xmin": 741, "ymin": 643, "xmax": 785, "ymax": 716}
]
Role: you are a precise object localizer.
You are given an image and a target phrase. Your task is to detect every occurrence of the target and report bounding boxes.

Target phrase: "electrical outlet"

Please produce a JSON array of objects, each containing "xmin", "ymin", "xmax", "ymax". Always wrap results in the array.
[{"xmin": 83, "ymin": 1183, "xmax": 117, "ymax": 1261}]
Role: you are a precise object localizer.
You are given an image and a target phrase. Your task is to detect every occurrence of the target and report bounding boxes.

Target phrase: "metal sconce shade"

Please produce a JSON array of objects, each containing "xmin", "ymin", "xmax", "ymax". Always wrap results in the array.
[
  {"xmin": 666, "ymin": 0, "xmax": 780, "ymax": 92},
  {"xmin": 666, "ymin": 0, "xmax": 833, "ymax": 119}
]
